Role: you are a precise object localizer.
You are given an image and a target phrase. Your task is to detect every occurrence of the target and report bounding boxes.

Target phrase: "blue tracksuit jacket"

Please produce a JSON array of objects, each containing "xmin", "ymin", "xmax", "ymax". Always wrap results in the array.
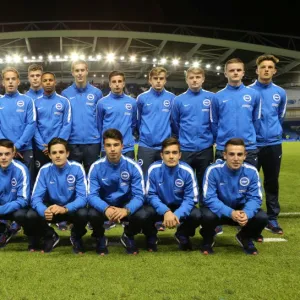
[
  {"xmin": 249, "ymin": 80, "xmax": 287, "ymax": 147},
  {"xmin": 88, "ymin": 155, "xmax": 145, "ymax": 214},
  {"xmin": 31, "ymin": 160, "xmax": 87, "ymax": 217},
  {"xmin": 171, "ymin": 89, "xmax": 214, "ymax": 151},
  {"xmin": 146, "ymin": 160, "xmax": 199, "ymax": 219},
  {"xmin": 61, "ymin": 83, "xmax": 102, "ymax": 144},
  {"xmin": 211, "ymin": 84, "xmax": 261, "ymax": 150},
  {"xmin": 26, "ymin": 88, "xmax": 44, "ymax": 101},
  {"xmin": 137, "ymin": 88, "xmax": 175, "ymax": 149},
  {"xmin": 202, "ymin": 161, "xmax": 262, "ymax": 219},
  {"xmin": 35, "ymin": 92, "xmax": 72, "ymax": 150},
  {"xmin": 0, "ymin": 160, "xmax": 30, "ymax": 215}
]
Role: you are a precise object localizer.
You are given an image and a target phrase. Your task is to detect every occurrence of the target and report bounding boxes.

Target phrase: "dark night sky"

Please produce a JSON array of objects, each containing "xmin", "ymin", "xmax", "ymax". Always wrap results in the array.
[{"xmin": 0, "ymin": 1, "xmax": 298, "ymax": 36}]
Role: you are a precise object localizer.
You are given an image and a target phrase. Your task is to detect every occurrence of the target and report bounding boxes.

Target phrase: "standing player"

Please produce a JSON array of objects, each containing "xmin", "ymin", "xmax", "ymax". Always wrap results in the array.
[
  {"xmin": 136, "ymin": 67, "xmax": 175, "ymax": 176},
  {"xmin": 144, "ymin": 137, "xmax": 201, "ymax": 251},
  {"xmin": 211, "ymin": 58, "xmax": 261, "ymax": 167},
  {"xmin": 34, "ymin": 72, "xmax": 71, "ymax": 173},
  {"xmin": 29, "ymin": 138, "xmax": 88, "ymax": 253},
  {"xmin": 172, "ymin": 67, "xmax": 214, "ymax": 198},
  {"xmin": 97, "ymin": 71, "xmax": 137, "ymax": 159},
  {"xmin": 249, "ymin": 55, "xmax": 287, "ymax": 234},
  {"xmin": 62, "ymin": 59, "xmax": 102, "ymax": 174},
  {"xmin": 26, "ymin": 64, "xmax": 44, "ymax": 101},
  {"xmin": 88, "ymin": 129, "xmax": 146, "ymax": 255}
]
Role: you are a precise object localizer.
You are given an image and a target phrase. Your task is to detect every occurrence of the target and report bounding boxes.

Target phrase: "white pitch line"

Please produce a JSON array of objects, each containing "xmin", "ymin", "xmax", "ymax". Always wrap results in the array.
[
  {"xmin": 263, "ymin": 238, "xmax": 287, "ymax": 242},
  {"xmin": 280, "ymin": 212, "xmax": 300, "ymax": 216}
]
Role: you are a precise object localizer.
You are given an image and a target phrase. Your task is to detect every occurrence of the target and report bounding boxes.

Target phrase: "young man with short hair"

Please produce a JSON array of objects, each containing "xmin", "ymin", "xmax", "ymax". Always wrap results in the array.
[
  {"xmin": 249, "ymin": 54, "xmax": 287, "ymax": 235},
  {"xmin": 172, "ymin": 67, "xmax": 214, "ymax": 197},
  {"xmin": 62, "ymin": 60, "xmax": 103, "ymax": 174},
  {"xmin": 200, "ymin": 138, "xmax": 268, "ymax": 255},
  {"xmin": 144, "ymin": 137, "xmax": 201, "ymax": 251},
  {"xmin": 97, "ymin": 71, "xmax": 137, "ymax": 159},
  {"xmin": 88, "ymin": 129, "xmax": 146, "ymax": 255},
  {"xmin": 26, "ymin": 64, "xmax": 44, "ymax": 100},
  {"xmin": 136, "ymin": 67, "xmax": 175, "ymax": 176},
  {"xmin": 29, "ymin": 138, "xmax": 88, "ymax": 253},
  {"xmin": 0, "ymin": 139, "xmax": 30, "ymax": 248}
]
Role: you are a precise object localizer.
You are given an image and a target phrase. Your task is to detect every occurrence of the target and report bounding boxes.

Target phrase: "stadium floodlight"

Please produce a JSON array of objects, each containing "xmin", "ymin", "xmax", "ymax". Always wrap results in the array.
[
  {"xmin": 172, "ymin": 59, "xmax": 179, "ymax": 66},
  {"xmin": 216, "ymin": 65, "xmax": 221, "ymax": 70},
  {"xmin": 160, "ymin": 58, "xmax": 167, "ymax": 64},
  {"xmin": 48, "ymin": 55, "xmax": 53, "ymax": 60},
  {"xmin": 217, "ymin": 72, "xmax": 220, "ymax": 75},
  {"xmin": 70, "ymin": 53, "xmax": 79, "ymax": 61},
  {"xmin": 23, "ymin": 56, "xmax": 28, "ymax": 60},
  {"xmin": 64, "ymin": 55, "xmax": 69, "ymax": 59},
  {"xmin": 88, "ymin": 55, "xmax": 93, "ymax": 60},
  {"xmin": 206, "ymin": 64, "xmax": 211, "ymax": 69},
  {"xmin": 141, "ymin": 57, "xmax": 147, "ymax": 62},
  {"xmin": 13, "ymin": 55, "xmax": 21, "ymax": 63},
  {"xmin": 0, "ymin": 58, "xmax": 3, "ymax": 63},
  {"xmin": 120, "ymin": 56, "xmax": 125, "ymax": 61},
  {"xmin": 5, "ymin": 55, "xmax": 12, "ymax": 63},
  {"xmin": 96, "ymin": 54, "xmax": 102, "ymax": 60},
  {"xmin": 79, "ymin": 54, "xmax": 85, "ymax": 60},
  {"xmin": 185, "ymin": 61, "xmax": 189, "ymax": 65},
  {"xmin": 39, "ymin": 55, "xmax": 43, "ymax": 60},
  {"xmin": 56, "ymin": 55, "xmax": 60, "ymax": 59},
  {"xmin": 144, "ymin": 74, "xmax": 147, "ymax": 78},
  {"xmin": 106, "ymin": 53, "xmax": 115, "ymax": 62},
  {"xmin": 93, "ymin": 74, "xmax": 96, "ymax": 77},
  {"xmin": 130, "ymin": 55, "xmax": 136, "ymax": 62},
  {"xmin": 192, "ymin": 61, "xmax": 200, "ymax": 67},
  {"xmin": 32, "ymin": 56, "xmax": 36, "ymax": 60},
  {"xmin": 101, "ymin": 74, "xmax": 104, "ymax": 77},
  {"xmin": 153, "ymin": 58, "xmax": 157, "ymax": 62}
]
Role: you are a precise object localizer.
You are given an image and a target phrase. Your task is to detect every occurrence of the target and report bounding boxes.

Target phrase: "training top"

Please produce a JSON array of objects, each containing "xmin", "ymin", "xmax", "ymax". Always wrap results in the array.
[
  {"xmin": 61, "ymin": 83, "xmax": 102, "ymax": 144},
  {"xmin": 26, "ymin": 88, "xmax": 44, "ymax": 101},
  {"xmin": 171, "ymin": 89, "xmax": 215, "ymax": 151},
  {"xmin": 97, "ymin": 92, "xmax": 137, "ymax": 152},
  {"xmin": 0, "ymin": 160, "xmax": 30, "ymax": 215},
  {"xmin": 211, "ymin": 84, "xmax": 261, "ymax": 150},
  {"xmin": 249, "ymin": 80, "xmax": 287, "ymax": 147},
  {"xmin": 146, "ymin": 160, "xmax": 198, "ymax": 219},
  {"xmin": 202, "ymin": 161, "xmax": 262, "ymax": 219},
  {"xmin": 35, "ymin": 92, "xmax": 72, "ymax": 150},
  {"xmin": 88, "ymin": 155, "xmax": 145, "ymax": 214},
  {"xmin": 0, "ymin": 91, "xmax": 36, "ymax": 151},
  {"xmin": 137, "ymin": 88, "xmax": 175, "ymax": 149},
  {"xmin": 31, "ymin": 160, "xmax": 87, "ymax": 217}
]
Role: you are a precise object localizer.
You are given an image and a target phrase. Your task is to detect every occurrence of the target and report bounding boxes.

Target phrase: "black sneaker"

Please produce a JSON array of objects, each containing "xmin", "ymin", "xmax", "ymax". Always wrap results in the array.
[
  {"xmin": 253, "ymin": 234, "xmax": 264, "ymax": 243},
  {"xmin": 174, "ymin": 232, "xmax": 192, "ymax": 251},
  {"xmin": 200, "ymin": 239, "xmax": 215, "ymax": 255},
  {"xmin": 146, "ymin": 235, "xmax": 158, "ymax": 252},
  {"xmin": 28, "ymin": 236, "xmax": 41, "ymax": 252},
  {"xmin": 96, "ymin": 236, "xmax": 108, "ymax": 256},
  {"xmin": 0, "ymin": 228, "xmax": 13, "ymax": 248},
  {"xmin": 42, "ymin": 232, "xmax": 60, "ymax": 253},
  {"xmin": 120, "ymin": 233, "xmax": 138, "ymax": 254},
  {"xmin": 236, "ymin": 231, "xmax": 258, "ymax": 255},
  {"xmin": 70, "ymin": 236, "xmax": 84, "ymax": 254},
  {"xmin": 265, "ymin": 220, "xmax": 283, "ymax": 235}
]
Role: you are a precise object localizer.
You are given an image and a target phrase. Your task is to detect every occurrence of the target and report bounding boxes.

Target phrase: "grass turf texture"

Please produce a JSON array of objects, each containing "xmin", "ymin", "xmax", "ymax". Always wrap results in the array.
[{"xmin": 0, "ymin": 142, "xmax": 299, "ymax": 300}]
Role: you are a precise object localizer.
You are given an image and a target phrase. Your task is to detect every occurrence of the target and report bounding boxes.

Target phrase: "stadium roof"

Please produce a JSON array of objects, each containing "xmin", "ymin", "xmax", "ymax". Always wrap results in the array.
[{"xmin": 1, "ymin": 20, "xmax": 300, "ymax": 89}]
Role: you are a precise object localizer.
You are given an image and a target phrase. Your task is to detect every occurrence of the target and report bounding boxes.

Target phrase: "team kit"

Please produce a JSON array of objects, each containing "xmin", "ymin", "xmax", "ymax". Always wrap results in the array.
[{"xmin": 0, "ymin": 54, "xmax": 287, "ymax": 255}]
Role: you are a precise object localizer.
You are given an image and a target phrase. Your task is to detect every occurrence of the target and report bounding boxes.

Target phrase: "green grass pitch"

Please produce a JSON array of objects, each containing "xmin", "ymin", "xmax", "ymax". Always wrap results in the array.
[{"xmin": 0, "ymin": 142, "xmax": 299, "ymax": 299}]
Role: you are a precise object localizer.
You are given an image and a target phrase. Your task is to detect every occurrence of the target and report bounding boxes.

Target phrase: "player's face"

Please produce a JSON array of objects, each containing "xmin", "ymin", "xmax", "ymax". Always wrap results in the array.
[
  {"xmin": 72, "ymin": 63, "xmax": 88, "ymax": 85},
  {"xmin": 0, "ymin": 146, "xmax": 15, "ymax": 169},
  {"xmin": 256, "ymin": 60, "xmax": 277, "ymax": 83},
  {"xmin": 2, "ymin": 71, "xmax": 20, "ymax": 94},
  {"xmin": 161, "ymin": 144, "xmax": 181, "ymax": 167},
  {"xmin": 48, "ymin": 144, "xmax": 69, "ymax": 168},
  {"xmin": 104, "ymin": 138, "xmax": 123, "ymax": 163},
  {"xmin": 109, "ymin": 75, "xmax": 125, "ymax": 95},
  {"xmin": 149, "ymin": 73, "xmax": 167, "ymax": 91},
  {"xmin": 223, "ymin": 145, "xmax": 246, "ymax": 170},
  {"xmin": 186, "ymin": 72, "xmax": 205, "ymax": 91},
  {"xmin": 225, "ymin": 63, "xmax": 245, "ymax": 85},
  {"xmin": 28, "ymin": 70, "xmax": 42, "ymax": 89},
  {"xmin": 41, "ymin": 74, "xmax": 56, "ymax": 94}
]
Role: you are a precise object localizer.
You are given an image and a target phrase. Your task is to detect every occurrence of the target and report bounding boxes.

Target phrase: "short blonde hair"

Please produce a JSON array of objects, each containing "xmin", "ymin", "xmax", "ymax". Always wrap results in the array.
[
  {"xmin": 1, "ymin": 67, "xmax": 20, "ymax": 79},
  {"xmin": 185, "ymin": 67, "xmax": 205, "ymax": 78},
  {"xmin": 149, "ymin": 67, "xmax": 167, "ymax": 78},
  {"xmin": 224, "ymin": 58, "xmax": 244, "ymax": 72},
  {"xmin": 256, "ymin": 54, "xmax": 279, "ymax": 67},
  {"xmin": 71, "ymin": 59, "xmax": 88, "ymax": 72}
]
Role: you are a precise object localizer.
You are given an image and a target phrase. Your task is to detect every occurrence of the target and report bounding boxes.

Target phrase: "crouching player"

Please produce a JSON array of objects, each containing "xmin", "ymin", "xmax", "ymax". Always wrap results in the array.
[
  {"xmin": 87, "ymin": 129, "xmax": 147, "ymax": 255},
  {"xmin": 144, "ymin": 137, "xmax": 201, "ymax": 251},
  {"xmin": 0, "ymin": 139, "xmax": 30, "ymax": 248},
  {"xmin": 28, "ymin": 138, "xmax": 88, "ymax": 253},
  {"xmin": 200, "ymin": 138, "xmax": 268, "ymax": 255}
]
